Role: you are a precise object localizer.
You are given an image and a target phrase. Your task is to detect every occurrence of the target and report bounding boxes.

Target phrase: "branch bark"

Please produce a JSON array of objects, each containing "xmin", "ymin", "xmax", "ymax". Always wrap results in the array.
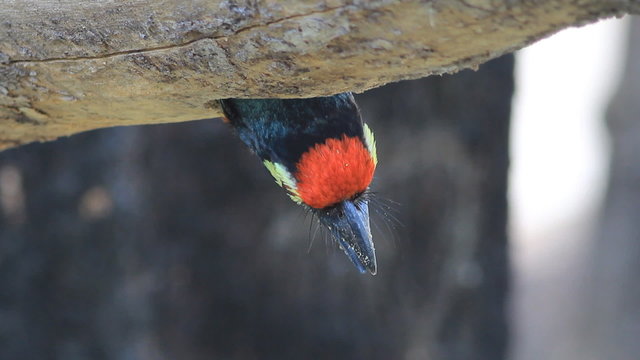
[{"xmin": 0, "ymin": 0, "xmax": 637, "ymax": 148}]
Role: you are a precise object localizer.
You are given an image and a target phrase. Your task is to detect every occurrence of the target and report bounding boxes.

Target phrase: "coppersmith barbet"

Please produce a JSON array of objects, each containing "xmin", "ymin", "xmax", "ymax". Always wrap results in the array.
[{"xmin": 220, "ymin": 93, "xmax": 379, "ymax": 274}]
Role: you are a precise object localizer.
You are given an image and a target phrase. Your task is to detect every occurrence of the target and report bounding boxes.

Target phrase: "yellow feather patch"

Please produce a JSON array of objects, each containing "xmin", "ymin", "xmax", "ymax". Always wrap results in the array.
[
  {"xmin": 363, "ymin": 123, "xmax": 378, "ymax": 166},
  {"xmin": 263, "ymin": 160, "xmax": 302, "ymax": 204}
]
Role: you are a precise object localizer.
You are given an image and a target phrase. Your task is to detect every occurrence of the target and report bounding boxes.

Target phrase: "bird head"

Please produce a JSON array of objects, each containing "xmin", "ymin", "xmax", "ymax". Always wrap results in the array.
[
  {"xmin": 262, "ymin": 124, "xmax": 378, "ymax": 274},
  {"xmin": 220, "ymin": 94, "xmax": 379, "ymax": 274}
]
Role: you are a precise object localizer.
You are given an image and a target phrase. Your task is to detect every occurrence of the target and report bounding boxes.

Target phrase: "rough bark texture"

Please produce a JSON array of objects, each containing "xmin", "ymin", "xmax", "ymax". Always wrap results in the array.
[
  {"xmin": 0, "ymin": 55, "xmax": 513, "ymax": 360},
  {"xmin": 0, "ymin": 0, "xmax": 637, "ymax": 148}
]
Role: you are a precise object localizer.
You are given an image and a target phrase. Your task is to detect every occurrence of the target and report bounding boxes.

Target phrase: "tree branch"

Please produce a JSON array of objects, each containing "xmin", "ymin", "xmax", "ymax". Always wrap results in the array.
[{"xmin": 1, "ymin": 0, "xmax": 637, "ymax": 148}]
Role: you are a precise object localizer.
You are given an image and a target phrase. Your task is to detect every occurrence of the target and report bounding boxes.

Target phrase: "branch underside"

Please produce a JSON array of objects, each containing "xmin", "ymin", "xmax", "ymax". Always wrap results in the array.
[{"xmin": 0, "ymin": 0, "xmax": 637, "ymax": 149}]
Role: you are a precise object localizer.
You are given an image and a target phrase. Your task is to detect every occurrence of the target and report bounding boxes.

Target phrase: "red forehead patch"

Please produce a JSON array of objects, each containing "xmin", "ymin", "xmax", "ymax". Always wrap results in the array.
[{"xmin": 295, "ymin": 136, "xmax": 375, "ymax": 209}]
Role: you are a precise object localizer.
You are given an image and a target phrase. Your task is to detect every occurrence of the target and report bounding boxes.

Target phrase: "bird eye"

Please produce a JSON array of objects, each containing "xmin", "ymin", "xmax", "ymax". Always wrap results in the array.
[{"xmin": 351, "ymin": 191, "xmax": 365, "ymax": 203}]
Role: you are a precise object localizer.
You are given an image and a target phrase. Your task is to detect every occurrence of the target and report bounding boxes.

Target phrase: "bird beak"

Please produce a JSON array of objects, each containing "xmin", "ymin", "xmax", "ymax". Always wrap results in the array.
[{"xmin": 318, "ymin": 200, "xmax": 377, "ymax": 275}]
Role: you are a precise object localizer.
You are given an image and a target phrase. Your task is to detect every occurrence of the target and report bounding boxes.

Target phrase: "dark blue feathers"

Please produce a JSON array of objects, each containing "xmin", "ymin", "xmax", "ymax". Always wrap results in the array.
[{"xmin": 220, "ymin": 93, "xmax": 364, "ymax": 174}]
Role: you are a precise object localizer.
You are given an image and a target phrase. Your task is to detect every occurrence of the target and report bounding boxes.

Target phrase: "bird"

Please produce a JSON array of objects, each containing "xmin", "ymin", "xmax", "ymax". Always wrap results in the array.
[{"xmin": 219, "ymin": 93, "xmax": 379, "ymax": 274}]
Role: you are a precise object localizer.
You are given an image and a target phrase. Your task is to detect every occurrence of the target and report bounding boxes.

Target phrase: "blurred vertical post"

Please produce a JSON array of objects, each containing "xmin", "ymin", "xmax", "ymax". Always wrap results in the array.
[
  {"xmin": 583, "ymin": 17, "xmax": 640, "ymax": 360},
  {"xmin": 0, "ymin": 55, "xmax": 513, "ymax": 360}
]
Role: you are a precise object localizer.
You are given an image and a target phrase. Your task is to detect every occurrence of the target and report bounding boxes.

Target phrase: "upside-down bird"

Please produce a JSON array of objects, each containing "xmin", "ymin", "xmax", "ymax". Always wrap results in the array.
[{"xmin": 220, "ymin": 93, "xmax": 379, "ymax": 274}]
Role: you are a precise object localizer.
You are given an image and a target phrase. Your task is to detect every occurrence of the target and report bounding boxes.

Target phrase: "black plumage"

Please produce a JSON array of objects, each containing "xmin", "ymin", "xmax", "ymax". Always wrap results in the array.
[{"xmin": 220, "ymin": 93, "xmax": 365, "ymax": 174}]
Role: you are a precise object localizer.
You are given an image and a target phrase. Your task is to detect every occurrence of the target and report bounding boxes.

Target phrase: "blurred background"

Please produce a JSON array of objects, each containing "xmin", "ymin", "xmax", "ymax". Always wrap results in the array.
[
  {"xmin": 0, "ymin": 15, "xmax": 636, "ymax": 360},
  {"xmin": 509, "ymin": 16, "xmax": 637, "ymax": 360}
]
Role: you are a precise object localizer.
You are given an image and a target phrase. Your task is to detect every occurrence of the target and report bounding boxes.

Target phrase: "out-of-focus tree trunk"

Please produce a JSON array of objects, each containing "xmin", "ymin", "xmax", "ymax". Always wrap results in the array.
[
  {"xmin": 0, "ymin": 55, "xmax": 513, "ymax": 360},
  {"xmin": 579, "ymin": 17, "xmax": 640, "ymax": 360}
]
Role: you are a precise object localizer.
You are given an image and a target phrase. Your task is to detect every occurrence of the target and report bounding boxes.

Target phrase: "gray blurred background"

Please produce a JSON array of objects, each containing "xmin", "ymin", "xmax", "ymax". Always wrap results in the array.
[{"xmin": 0, "ymin": 16, "xmax": 637, "ymax": 360}]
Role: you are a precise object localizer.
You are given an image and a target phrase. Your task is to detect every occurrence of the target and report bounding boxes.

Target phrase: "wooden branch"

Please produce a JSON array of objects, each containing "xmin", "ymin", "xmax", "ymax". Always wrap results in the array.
[{"xmin": 1, "ymin": 0, "xmax": 637, "ymax": 148}]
